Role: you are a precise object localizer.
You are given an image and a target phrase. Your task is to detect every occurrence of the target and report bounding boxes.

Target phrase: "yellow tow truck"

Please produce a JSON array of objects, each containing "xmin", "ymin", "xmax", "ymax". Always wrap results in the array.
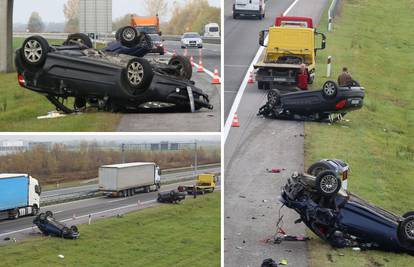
[
  {"xmin": 178, "ymin": 173, "xmax": 217, "ymax": 195},
  {"xmin": 254, "ymin": 16, "xmax": 326, "ymax": 89}
]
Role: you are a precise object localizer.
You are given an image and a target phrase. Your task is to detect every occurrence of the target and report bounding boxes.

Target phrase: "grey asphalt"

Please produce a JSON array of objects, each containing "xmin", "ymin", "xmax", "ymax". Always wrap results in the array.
[
  {"xmin": 0, "ymin": 177, "xmax": 221, "ymax": 245},
  {"xmin": 42, "ymin": 167, "xmax": 220, "ymax": 199},
  {"xmin": 224, "ymin": 0, "xmax": 329, "ymax": 266},
  {"xmin": 116, "ymin": 41, "xmax": 221, "ymax": 132}
]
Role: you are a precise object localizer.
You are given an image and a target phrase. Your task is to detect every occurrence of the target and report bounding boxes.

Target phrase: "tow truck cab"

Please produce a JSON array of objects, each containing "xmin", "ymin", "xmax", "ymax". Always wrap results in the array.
[{"xmin": 254, "ymin": 16, "xmax": 326, "ymax": 89}]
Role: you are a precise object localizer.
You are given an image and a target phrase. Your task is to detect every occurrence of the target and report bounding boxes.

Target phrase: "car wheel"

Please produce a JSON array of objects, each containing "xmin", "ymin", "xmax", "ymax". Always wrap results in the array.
[
  {"xmin": 307, "ymin": 161, "xmax": 333, "ymax": 177},
  {"xmin": 124, "ymin": 58, "xmax": 154, "ymax": 94},
  {"xmin": 45, "ymin": 211, "xmax": 53, "ymax": 218},
  {"xmin": 348, "ymin": 80, "xmax": 360, "ymax": 87},
  {"xmin": 63, "ymin": 33, "xmax": 92, "ymax": 48},
  {"xmin": 119, "ymin": 26, "xmax": 139, "ymax": 47},
  {"xmin": 21, "ymin": 36, "xmax": 49, "ymax": 68},
  {"xmin": 62, "ymin": 227, "xmax": 70, "ymax": 238},
  {"xmin": 32, "ymin": 205, "xmax": 39, "ymax": 216},
  {"xmin": 70, "ymin": 225, "xmax": 78, "ymax": 233},
  {"xmin": 315, "ymin": 170, "xmax": 342, "ymax": 196},
  {"xmin": 322, "ymin": 80, "xmax": 338, "ymax": 99},
  {"xmin": 403, "ymin": 211, "xmax": 414, "ymax": 218},
  {"xmin": 168, "ymin": 55, "xmax": 193, "ymax": 80},
  {"xmin": 115, "ymin": 27, "xmax": 123, "ymax": 41},
  {"xmin": 267, "ymin": 89, "xmax": 281, "ymax": 107},
  {"xmin": 399, "ymin": 216, "xmax": 414, "ymax": 243}
]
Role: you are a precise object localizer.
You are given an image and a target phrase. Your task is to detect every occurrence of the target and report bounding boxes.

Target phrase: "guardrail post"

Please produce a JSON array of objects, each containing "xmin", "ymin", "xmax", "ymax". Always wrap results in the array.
[
  {"xmin": 88, "ymin": 214, "xmax": 92, "ymax": 225},
  {"xmin": 328, "ymin": 17, "xmax": 333, "ymax": 32},
  {"xmin": 326, "ymin": 56, "xmax": 332, "ymax": 77}
]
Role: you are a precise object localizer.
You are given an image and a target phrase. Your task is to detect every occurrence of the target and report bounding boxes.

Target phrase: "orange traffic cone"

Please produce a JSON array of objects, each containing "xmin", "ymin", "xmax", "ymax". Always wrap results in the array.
[
  {"xmin": 248, "ymin": 71, "xmax": 255, "ymax": 83},
  {"xmin": 231, "ymin": 113, "xmax": 240, "ymax": 127},
  {"xmin": 211, "ymin": 66, "xmax": 221, "ymax": 84},
  {"xmin": 197, "ymin": 58, "xmax": 204, "ymax": 73},
  {"xmin": 190, "ymin": 55, "xmax": 195, "ymax": 67}
]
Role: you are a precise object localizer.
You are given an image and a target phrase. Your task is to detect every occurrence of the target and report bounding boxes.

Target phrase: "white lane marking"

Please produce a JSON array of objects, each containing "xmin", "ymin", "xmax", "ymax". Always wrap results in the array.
[
  {"xmin": 0, "ymin": 200, "xmax": 156, "ymax": 238},
  {"xmin": 166, "ymin": 52, "xmax": 219, "ymax": 79},
  {"xmin": 223, "ymin": 0, "xmax": 301, "ymax": 143}
]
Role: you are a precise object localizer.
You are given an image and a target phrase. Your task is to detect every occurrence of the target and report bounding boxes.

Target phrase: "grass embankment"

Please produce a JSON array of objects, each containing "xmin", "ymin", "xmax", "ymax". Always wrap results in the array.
[
  {"xmin": 306, "ymin": 0, "xmax": 414, "ymax": 266},
  {"xmin": 0, "ymin": 38, "xmax": 120, "ymax": 131},
  {"xmin": 0, "ymin": 192, "xmax": 220, "ymax": 267}
]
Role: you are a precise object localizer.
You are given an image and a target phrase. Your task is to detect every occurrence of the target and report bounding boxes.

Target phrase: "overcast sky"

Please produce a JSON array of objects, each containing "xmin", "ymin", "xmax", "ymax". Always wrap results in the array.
[
  {"xmin": 13, "ymin": 0, "xmax": 221, "ymax": 24},
  {"xmin": 0, "ymin": 134, "xmax": 220, "ymax": 143}
]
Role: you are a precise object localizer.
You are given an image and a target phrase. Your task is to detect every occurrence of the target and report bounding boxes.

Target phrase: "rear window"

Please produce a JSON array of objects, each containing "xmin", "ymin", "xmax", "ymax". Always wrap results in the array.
[
  {"xmin": 208, "ymin": 27, "xmax": 219, "ymax": 32},
  {"xmin": 280, "ymin": 21, "xmax": 309, "ymax": 28}
]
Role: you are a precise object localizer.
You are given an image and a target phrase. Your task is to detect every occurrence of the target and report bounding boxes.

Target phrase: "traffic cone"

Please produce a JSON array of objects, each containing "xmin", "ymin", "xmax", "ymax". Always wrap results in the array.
[
  {"xmin": 190, "ymin": 55, "xmax": 195, "ymax": 67},
  {"xmin": 211, "ymin": 66, "xmax": 221, "ymax": 84},
  {"xmin": 197, "ymin": 58, "xmax": 204, "ymax": 73},
  {"xmin": 248, "ymin": 71, "xmax": 255, "ymax": 83},
  {"xmin": 231, "ymin": 113, "xmax": 240, "ymax": 127}
]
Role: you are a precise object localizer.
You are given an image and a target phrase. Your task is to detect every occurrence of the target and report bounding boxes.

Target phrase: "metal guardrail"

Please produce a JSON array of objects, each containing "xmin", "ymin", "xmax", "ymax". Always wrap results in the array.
[
  {"xmin": 13, "ymin": 32, "xmax": 221, "ymax": 45},
  {"xmin": 328, "ymin": 0, "xmax": 341, "ymax": 32}
]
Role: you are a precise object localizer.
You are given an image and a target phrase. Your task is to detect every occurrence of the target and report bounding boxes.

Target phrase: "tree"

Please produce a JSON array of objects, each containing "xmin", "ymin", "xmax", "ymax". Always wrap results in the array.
[
  {"xmin": 144, "ymin": 0, "xmax": 168, "ymax": 17},
  {"xmin": 27, "ymin": 12, "xmax": 44, "ymax": 33},
  {"xmin": 64, "ymin": 0, "xmax": 80, "ymax": 33},
  {"xmin": 112, "ymin": 13, "xmax": 136, "ymax": 31}
]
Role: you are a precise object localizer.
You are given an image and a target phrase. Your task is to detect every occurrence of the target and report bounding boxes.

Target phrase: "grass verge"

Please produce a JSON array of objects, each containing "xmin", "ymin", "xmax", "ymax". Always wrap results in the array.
[
  {"xmin": 0, "ymin": 38, "xmax": 120, "ymax": 131},
  {"xmin": 306, "ymin": 0, "xmax": 414, "ymax": 266},
  {"xmin": 0, "ymin": 192, "xmax": 220, "ymax": 267}
]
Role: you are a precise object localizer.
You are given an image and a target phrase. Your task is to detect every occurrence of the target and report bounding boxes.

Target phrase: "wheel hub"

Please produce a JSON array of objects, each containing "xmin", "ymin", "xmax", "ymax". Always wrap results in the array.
[
  {"xmin": 324, "ymin": 83, "xmax": 335, "ymax": 96},
  {"xmin": 406, "ymin": 221, "xmax": 414, "ymax": 239},
  {"xmin": 320, "ymin": 175, "xmax": 338, "ymax": 193},
  {"xmin": 128, "ymin": 62, "xmax": 144, "ymax": 86},
  {"xmin": 123, "ymin": 29, "xmax": 135, "ymax": 41},
  {"xmin": 24, "ymin": 40, "xmax": 42, "ymax": 63}
]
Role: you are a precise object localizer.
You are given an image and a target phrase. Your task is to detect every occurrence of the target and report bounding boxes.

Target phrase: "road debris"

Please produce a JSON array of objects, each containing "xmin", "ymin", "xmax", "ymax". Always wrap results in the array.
[
  {"xmin": 279, "ymin": 259, "xmax": 288, "ymax": 265},
  {"xmin": 261, "ymin": 258, "xmax": 278, "ymax": 267},
  {"xmin": 58, "ymin": 254, "xmax": 65, "ymax": 259},
  {"xmin": 37, "ymin": 111, "xmax": 67, "ymax": 120}
]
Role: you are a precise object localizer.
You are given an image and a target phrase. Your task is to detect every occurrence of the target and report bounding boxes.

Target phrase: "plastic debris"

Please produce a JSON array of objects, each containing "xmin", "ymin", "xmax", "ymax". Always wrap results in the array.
[
  {"xmin": 58, "ymin": 255, "xmax": 65, "ymax": 259},
  {"xmin": 37, "ymin": 111, "xmax": 67, "ymax": 120},
  {"xmin": 279, "ymin": 259, "xmax": 288, "ymax": 265},
  {"xmin": 352, "ymin": 247, "xmax": 361, "ymax": 252}
]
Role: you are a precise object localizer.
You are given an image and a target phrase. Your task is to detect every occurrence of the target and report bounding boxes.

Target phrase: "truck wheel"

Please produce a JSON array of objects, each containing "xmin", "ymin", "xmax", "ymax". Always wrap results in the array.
[
  {"xmin": 145, "ymin": 186, "xmax": 150, "ymax": 193},
  {"xmin": 10, "ymin": 210, "xmax": 19, "ymax": 220},
  {"xmin": 119, "ymin": 26, "xmax": 139, "ymax": 47},
  {"xmin": 21, "ymin": 36, "xmax": 49, "ymax": 68},
  {"xmin": 124, "ymin": 58, "xmax": 154, "ymax": 95},
  {"xmin": 322, "ymin": 80, "xmax": 338, "ymax": 99},
  {"xmin": 63, "ymin": 33, "xmax": 92, "ymax": 48},
  {"xmin": 315, "ymin": 170, "xmax": 342, "ymax": 196},
  {"xmin": 168, "ymin": 55, "xmax": 192, "ymax": 80}
]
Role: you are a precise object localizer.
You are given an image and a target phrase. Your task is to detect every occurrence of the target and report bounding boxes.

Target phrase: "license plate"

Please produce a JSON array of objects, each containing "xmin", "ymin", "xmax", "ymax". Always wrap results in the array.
[
  {"xmin": 274, "ymin": 77, "xmax": 287, "ymax": 82},
  {"xmin": 351, "ymin": 99, "xmax": 360, "ymax": 105}
]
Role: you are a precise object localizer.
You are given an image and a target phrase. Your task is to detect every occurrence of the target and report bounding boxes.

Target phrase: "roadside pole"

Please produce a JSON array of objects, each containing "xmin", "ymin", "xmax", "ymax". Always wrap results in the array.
[{"xmin": 194, "ymin": 140, "xmax": 198, "ymax": 175}]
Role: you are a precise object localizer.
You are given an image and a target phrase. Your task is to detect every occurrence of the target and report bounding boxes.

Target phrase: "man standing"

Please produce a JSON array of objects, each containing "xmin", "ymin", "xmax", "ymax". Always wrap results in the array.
[
  {"xmin": 337, "ymin": 67, "xmax": 353, "ymax": 86},
  {"xmin": 155, "ymin": 165, "xmax": 161, "ymax": 190}
]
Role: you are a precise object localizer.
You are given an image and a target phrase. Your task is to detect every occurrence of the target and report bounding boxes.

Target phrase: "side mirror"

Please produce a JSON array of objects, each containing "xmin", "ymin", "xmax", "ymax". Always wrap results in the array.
[
  {"xmin": 315, "ymin": 32, "xmax": 326, "ymax": 51},
  {"xmin": 259, "ymin": 30, "xmax": 268, "ymax": 47}
]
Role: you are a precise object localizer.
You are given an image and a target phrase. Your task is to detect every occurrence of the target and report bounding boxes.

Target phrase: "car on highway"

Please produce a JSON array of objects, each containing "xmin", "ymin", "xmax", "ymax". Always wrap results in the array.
[
  {"xmin": 15, "ymin": 33, "xmax": 212, "ymax": 113},
  {"xmin": 233, "ymin": 0, "xmax": 265, "ymax": 19},
  {"xmin": 148, "ymin": 33, "xmax": 165, "ymax": 55},
  {"xmin": 33, "ymin": 211, "xmax": 79, "ymax": 239},
  {"xmin": 204, "ymin": 23, "xmax": 220, "ymax": 38},
  {"xmin": 257, "ymin": 80, "xmax": 364, "ymax": 122},
  {"xmin": 181, "ymin": 32, "xmax": 203, "ymax": 49},
  {"xmin": 157, "ymin": 190, "xmax": 186, "ymax": 203},
  {"xmin": 280, "ymin": 160, "xmax": 414, "ymax": 254}
]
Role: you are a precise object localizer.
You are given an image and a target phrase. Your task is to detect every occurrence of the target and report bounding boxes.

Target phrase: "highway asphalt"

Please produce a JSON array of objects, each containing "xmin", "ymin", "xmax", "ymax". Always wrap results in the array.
[
  {"xmin": 116, "ymin": 40, "xmax": 221, "ymax": 132},
  {"xmin": 0, "ymin": 175, "xmax": 221, "ymax": 245},
  {"xmin": 224, "ymin": 0, "xmax": 329, "ymax": 266}
]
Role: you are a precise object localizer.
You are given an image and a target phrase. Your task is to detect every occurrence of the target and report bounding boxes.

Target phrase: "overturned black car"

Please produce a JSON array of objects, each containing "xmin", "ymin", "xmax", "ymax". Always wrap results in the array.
[
  {"xmin": 15, "ymin": 32, "xmax": 212, "ymax": 113},
  {"xmin": 279, "ymin": 160, "xmax": 414, "ymax": 254},
  {"xmin": 258, "ymin": 81, "xmax": 364, "ymax": 122},
  {"xmin": 157, "ymin": 190, "xmax": 186, "ymax": 204},
  {"xmin": 33, "ymin": 211, "xmax": 79, "ymax": 239}
]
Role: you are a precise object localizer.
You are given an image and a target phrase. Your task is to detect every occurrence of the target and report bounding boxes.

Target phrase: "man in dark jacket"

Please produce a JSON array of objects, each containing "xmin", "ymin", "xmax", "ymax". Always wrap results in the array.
[{"xmin": 337, "ymin": 67, "xmax": 353, "ymax": 86}]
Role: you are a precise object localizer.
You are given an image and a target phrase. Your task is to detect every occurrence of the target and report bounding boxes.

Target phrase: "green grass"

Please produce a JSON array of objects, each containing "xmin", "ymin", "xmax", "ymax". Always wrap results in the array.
[
  {"xmin": 306, "ymin": 0, "xmax": 414, "ymax": 266},
  {"xmin": 0, "ymin": 192, "xmax": 220, "ymax": 267},
  {"xmin": 0, "ymin": 38, "xmax": 120, "ymax": 131}
]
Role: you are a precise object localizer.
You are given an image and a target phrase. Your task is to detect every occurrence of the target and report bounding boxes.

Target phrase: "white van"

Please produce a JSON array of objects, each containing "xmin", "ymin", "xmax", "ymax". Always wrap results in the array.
[
  {"xmin": 233, "ymin": 0, "xmax": 266, "ymax": 20},
  {"xmin": 204, "ymin": 23, "xmax": 220, "ymax": 38}
]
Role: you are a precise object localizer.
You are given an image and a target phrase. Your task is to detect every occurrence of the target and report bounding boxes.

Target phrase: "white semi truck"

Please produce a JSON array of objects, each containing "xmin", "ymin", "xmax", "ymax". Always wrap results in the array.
[
  {"xmin": 0, "ymin": 174, "xmax": 41, "ymax": 220},
  {"xmin": 98, "ymin": 162, "xmax": 161, "ymax": 197}
]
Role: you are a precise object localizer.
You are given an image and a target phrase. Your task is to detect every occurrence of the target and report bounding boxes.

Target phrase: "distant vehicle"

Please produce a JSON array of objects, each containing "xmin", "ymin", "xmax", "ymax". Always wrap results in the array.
[
  {"xmin": 179, "ymin": 173, "xmax": 217, "ymax": 195},
  {"xmin": 148, "ymin": 34, "xmax": 164, "ymax": 55},
  {"xmin": 204, "ymin": 23, "xmax": 220, "ymax": 38},
  {"xmin": 34, "ymin": 211, "xmax": 79, "ymax": 239},
  {"xmin": 99, "ymin": 162, "xmax": 161, "ymax": 197},
  {"xmin": 157, "ymin": 190, "xmax": 186, "ymax": 203},
  {"xmin": 0, "ymin": 174, "xmax": 41, "ymax": 220},
  {"xmin": 181, "ymin": 32, "xmax": 203, "ymax": 49},
  {"xmin": 131, "ymin": 14, "xmax": 161, "ymax": 35},
  {"xmin": 233, "ymin": 0, "xmax": 266, "ymax": 20}
]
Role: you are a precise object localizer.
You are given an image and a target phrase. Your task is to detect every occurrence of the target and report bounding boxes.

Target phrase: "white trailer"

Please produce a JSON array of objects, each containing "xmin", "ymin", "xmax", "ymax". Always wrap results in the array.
[
  {"xmin": 0, "ymin": 174, "xmax": 41, "ymax": 220},
  {"xmin": 98, "ymin": 162, "xmax": 161, "ymax": 197}
]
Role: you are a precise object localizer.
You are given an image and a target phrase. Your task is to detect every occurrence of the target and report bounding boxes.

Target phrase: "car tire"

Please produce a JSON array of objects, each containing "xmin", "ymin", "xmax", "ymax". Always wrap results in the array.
[
  {"xmin": 119, "ymin": 26, "xmax": 139, "ymax": 47},
  {"xmin": 45, "ymin": 211, "xmax": 53, "ymax": 218},
  {"xmin": 315, "ymin": 170, "xmax": 342, "ymax": 196},
  {"xmin": 399, "ymin": 215, "xmax": 414, "ymax": 243},
  {"xmin": 322, "ymin": 80, "xmax": 338, "ymax": 99},
  {"xmin": 32, "ymin": 205, "xmax": 39, "ymax": 216},
  {"xmin": 267, "ymin": 89, "xmax": 281, "ymax": 107},
  {"xmin": 307, "ymin": 161, "xmax": 333, "ymax": 177},
  {"xmin": 63, "ymin": 33, "xmax": 92, "ymax": 48},
  {"xmin": 71, "ymin": 225, "xmax": 78, "ymax": 233},
  {"xmin": 21, "ymin": 36, "xmax": 49, "ymax": 68},
  {"xmin": 124, "ymin": 58, "xmax": 154, "ymax": 94},
  {"xmin": 62, "ymin": 227, "xmax": 70, "ymax": 238},
  {"xmin": 168, "ymin": 55, "xmax": 193, "ymax": 80},
  {"xmin": 403, "ymin": 211, "xmax": 414, "ymax": 218}
]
